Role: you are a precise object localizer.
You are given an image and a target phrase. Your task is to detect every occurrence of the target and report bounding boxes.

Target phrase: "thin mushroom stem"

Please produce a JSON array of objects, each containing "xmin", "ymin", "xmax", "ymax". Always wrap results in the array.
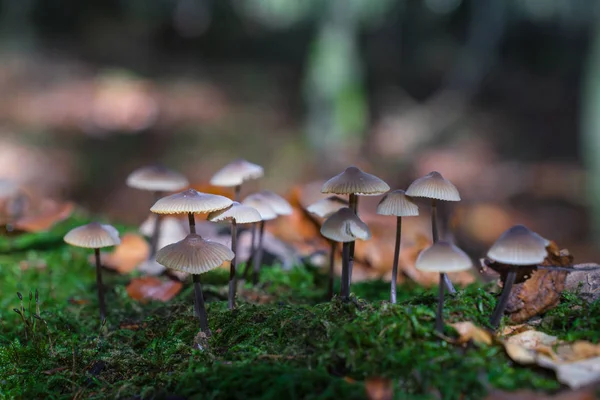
[
  {"xmin": 328, "ymin": 241, "xmax": 336, "ymax": 300},
  {"xmin": 242, "ymin": 223, "xmax": 258, "ymax": 279},
  {"xmin": 148, "ymin": 190, "xmax": 164, "ymax": 259},
  {"xmin": 390, "ymin": 216, "xmax": 402, "ymax": 304},
  {"xmin": 234, "ymin": 185, "xmax": 241, "ymax": 202},
  {"xmin": 348, "ymin": 194, "xmax": 359, "ymax": 288},
  {"xmin": 228, "ymin": 220, "xmax": 238, "ymax": 310},
  {"xmin": 431, "ymin": 199, "xmax": 456, "ymax": 294},
  {"xmin": 341, "ymin": 242, "xmax": 350, "ymax": 301},
  {"xmin": 252, "ymin": 220, "xmax": 266, "ymax": 285},
  {"xmin": 192, "ymin": 274, "xmax": 211, "ymax": 334},
  {"xmin": 94, "ymin": 248, "xmax": 106, "ymax": 323},
  {"xmin": 490, "ymin": 270, "xmax": 517, "ymax": 329},
  {"xmin": 435, "ymin": 272, "xmax": 445, "ymax": 334},
  {"xmin": 188, "ymin": 212, "xmax": 196, "ymax": 234}
]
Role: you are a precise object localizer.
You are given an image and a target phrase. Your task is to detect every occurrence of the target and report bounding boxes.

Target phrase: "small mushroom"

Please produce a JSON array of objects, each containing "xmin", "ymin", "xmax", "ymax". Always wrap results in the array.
[
  {"xmin": 415, "ymin": 241, "xmax": 472, "ymax": 333},
  {"xmin": 320, "ymin": 207, "xmax": 371, "ymax": 301},
  {"xmin": 306, "ymin": 196, "xmax": 349, "ymax": 300},
  {"xmin": 486, "ymin": 224, "xmax": 548, "ymax": 329},
  {"xmin": 406, "ymin": 171, "xmax": 460, "ymax": 294},
  {"xmin": 376, "ymin": 190, "xmax": 419, "ymax": 304},
  {"xmin": 321, "ymin": 166, "xmax": 389, "ymax": 289},
  {"xmin": 208, "ymin": 202, "xmax": 261, "ymax": 309},
  {"xmin": 210, "ymin": 159, "xmax": 264, "ymax": 201},
  {"xmin": 156, "ymin": 234, "xmax": 234, "ymax": 334},
  {"xmin": 126, "ymin": 165, "xmax": 189, "ymax": 258},
  {"xmin": 64, "ymin": 222, "xmax": 121, "ymax": 322}
]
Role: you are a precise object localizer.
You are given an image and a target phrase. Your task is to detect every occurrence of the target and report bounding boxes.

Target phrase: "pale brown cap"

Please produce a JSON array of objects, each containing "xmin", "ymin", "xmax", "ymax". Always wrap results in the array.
[
  {"xmin": 376, "ymin": 190, "xmax": 419, "ymax": 217},
  {"xmin": 320, "ymin": 207, "xmax": 371, "ymax": 243},
  {"xmin": 241, "ymin": 194, "xmax": 277, "ymax": 221},
  {"xmin": 306, "ymin": 196, "xmax": 348, "ymax": 218},
  {"xmin": 208, "ymin": 202, "xmax": 262, "ymax": 224},
  {"xmin": 156, "ymin": 233, "xmax": 235, "ymax": 274},
  {"xmin": 150, "ymin": 189, "xmax": 233, "ymax": 215},
  {"xmin": 64, "ymin": 222, "xmax": 121, "ymax": 249},
  {"xmin": 415, "ymin": 241, "xmax": 472, "ymax": 273},
  {"xmin": 257, "ymin": 190, "xmax": 293, "ymax": 215},
  {"xmin": 405, "ymin": 171, "xmax": 460, "ymax": 201},
  {"xmin": 486, "ymin": 225, "xmax": 548, "ymax": 266},
  {"xmin": 126, "ymin": 165, "xmax": 189, "ymax": 192},
  {"xmin": 321, "ymin": 166, "xmax": 390, "ymax": 196},
  {"xmin": 210, "ymin": 159, "xmax": 264, "ymax": 187}
]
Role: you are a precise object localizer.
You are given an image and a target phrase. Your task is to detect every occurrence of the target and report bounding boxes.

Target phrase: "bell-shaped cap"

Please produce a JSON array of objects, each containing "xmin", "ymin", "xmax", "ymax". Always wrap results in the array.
[
  {"xmin": 487, "ymin": 225, "xmax": 548, "ymax": 266},
  {"xmin": 376, "ymin": 190, "xmax": 419, "ymax": 217},
  {"xmin": 208, "ymin": 202, "xmax": 262, "ymax": 224},
  {"xmin": 126, "ymin": 165, "xmax": 189, "ymax": 192},
  {"xmin": 415, "ymin": 241, "xmax": 472, "ymax": 273},
  {"xmin": 64, "ymin": 222, "xmax": 121, "ymax": 249},
  {"xmin": 241, "ymin": 194, "xmax": 277, "ymax": 221},
  {"xmin": 405, "ymin": 171, "xmax": 460, "ymax": 201},
  {"xmin": 150, "ymin": 189, "xmax": 232, "ymax": 215},
  {"xmin": 257, "ymin": 190, "xmax": 293, "ymax": 215},
  {"xmin": 321, "ymin": 166, "xmax": 390, "ymax": 196},
  {"xmin": 156, "ymin": 233, "xmax": 235, "ymax": 274},
  {"xmin": 306, "ymin": 196, "xmax": 348, "ymax": 218},
  {"xmin": 320, "ymin": 207, "xmax": 371, "ymax": 243},
  {"xmin": 210, "ymin": 159, "xmax": 264, "ymax": 187}
]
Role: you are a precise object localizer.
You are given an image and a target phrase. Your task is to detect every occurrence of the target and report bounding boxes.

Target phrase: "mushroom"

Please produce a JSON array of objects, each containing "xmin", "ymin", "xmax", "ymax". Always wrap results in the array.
[
  {"xmin": 156, "ymin": 234, "xmax": 234, "ymax": 334},
  {"xmin": 64, "ymin": 222, "xmax": 121, "ymax": 322},
  {"xmin": 406, "ymin": 171, "xmax": 460, "ymax": 294},
  {"xmin": 126, "ymin": 165, "xmax": 189, "ymax": 258},
  {"xmin": 139, "ymin": 216, "xmax": 188, "ymax": 275},
  {"xmin": 486, "ymin": 224, "xmax": 548, "ymax": 329},
  {"xmin": 241, "ymin": 193, "xmax": 278, "ymax": 284},
  {"xmin": 321, "ymin": 166, "xmax": 389, "ymax": 288},
  {"xmin": 415, "ymin": 241, "xmax": 472, "ymax": 333},
  {"xmin": 376, "ymin": 190, "xmax": 419, "ymax": 303},
  {"xmin": 320, "ymin": 207, "xmax": 371, "ymax": 300},
  {"xmin": 306, "ymin": 196, "xmax": 349, "ymax": 299},
  {"xmin": 210, "ymin": 159, "xmax": 264, "ymax": 201},
  {"xmin": 208, "ymin": 202, "xmax": 262, "ymax": 309}
]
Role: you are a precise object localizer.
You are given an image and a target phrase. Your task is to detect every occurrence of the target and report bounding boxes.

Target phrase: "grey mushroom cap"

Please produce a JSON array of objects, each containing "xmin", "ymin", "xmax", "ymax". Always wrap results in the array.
[
  {"xmin": 241, "ymin": 193, "xmax": 278, "ymax": 221},
  {"xmin": 156, "ymin": 233, "xmax": 235, "ymax": 274},
  {"xmin": 208, "ymin": 202, "xmax": 262, "ymax": 224},
  {"xmin": 415, "ymin": 241, "xmax": 472, "ymax": 273},
  {"xmin": 306, "ymin": 196, "xmax": 348, "ymax": 218},
  {"xmin": 126, "ymin": 165, "xmax": 189, "ymax": 192},
  {"xmin": 405, "ymin": 171, "xmax": 460, "ymax": 201},
  {"xmin": 487, "ymin": 224, "xmax": 548, "ymax": 266},
  {"xmin": 321, "ymin": 166, "xmax": 390, "ymax": 196},
  {"xmin": 320, "ymin": 207, "xmax": 371, "ymax": 243},
  {"xmin": 210, "ymin": 159, "xmax": 264, "ymax": 187},
  {"xmin": 150, "ymin": 189, "xmax": 233, "ymax": 215},
  {"xmin": 376, "ymin": 189, "xmax": 419, "ymax": 217},
  {"xmin": 64, "ymin": 222, "xmax": 121, "ymax": 249},
  {"xmin": 257, "ymin": 190, "xmax": 293, "ymax": 216}
]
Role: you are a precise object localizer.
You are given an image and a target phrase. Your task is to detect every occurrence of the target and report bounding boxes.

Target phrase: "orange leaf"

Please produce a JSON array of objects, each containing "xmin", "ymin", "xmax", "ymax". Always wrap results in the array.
[
  {"xmin": 126, "ymin": 276, "xmax": 182, "ymax": 302},
  {"xmin": 101, "ymin": 233, "xmax": 150, "ymax": 273},
  {"xmin": 365, "ymin": 377, "xmax": 393, "ymax": 400},
  {"xmin": 13, "ymin": 200, "xmax": 74, "ymax": 232}
]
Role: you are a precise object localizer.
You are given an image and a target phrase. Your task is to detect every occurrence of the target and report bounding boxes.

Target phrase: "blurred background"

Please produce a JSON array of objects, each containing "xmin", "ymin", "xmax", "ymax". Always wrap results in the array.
[{"xmin": 0, "ymin": 0, "xmax": 599, "ymax": 263}]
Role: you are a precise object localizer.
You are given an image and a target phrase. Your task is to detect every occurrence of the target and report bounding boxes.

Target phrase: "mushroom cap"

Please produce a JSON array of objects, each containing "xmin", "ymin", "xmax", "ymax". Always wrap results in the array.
[
  {"xmin": 150, "ymin": 189, "xmax": 233, "ymax": 215},
  {"xmin": 487, "ymin": 224, "xmax": 548, "ymax": 266},
  {"xmin": 321, "ymin": 166, "xmax": 390, "ymax": 196},
  {"xmin": 126, "ymin": 165, "xmax": 189, "ymax": 192},
  {"xmin": 64, "ymin": 222, "xmax": 121, "ymax": 249},
  {"xmin": 405, "ymin": 171, "xmax": 460, "ymax": 201},
  {"xmin": 376, "ymin": 189, "xmax": 419, "ymax": 217},
  {"xmin": 156, "ymin": 233, "xmax": 235, "ymax": 274},
  {"xmin": 209, "ymin": 159, "xmax": 264, "ymax": 187},
  {"xmin": 208, "ymin": 202, "xmax": 262, "ymax": 224},
  {"xmin": 320, "ymin": 207, "xmax": 371, "ymax": 243},
  {"xmin": 241, "ymin": 193, "xmax": 278, "ymax": 221},
  {"xmin": 306, "ymin": 196, "xmax": 348, "ymax": 218},
  {"xmin": 415, "ymin": 241, "xmax": 472, "ymax": 273},
  {"xmin": 257, "ymin": 190, "xmax": 293, "ymax": 215}
]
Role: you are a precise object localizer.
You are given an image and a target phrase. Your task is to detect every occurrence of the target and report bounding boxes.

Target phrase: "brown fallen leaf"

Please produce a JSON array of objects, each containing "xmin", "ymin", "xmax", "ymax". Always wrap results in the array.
[
  {"xmin": 68, "ymin": 298, "xmax": 90, "ymax": 305},
  {"xmin": 119, "ymin": 322, "xmax": 148, "ymax": 331},
  {"xmin": 365, "ymin": 377, "xmax": 393, "ymax": 400},
  {"xmin": 503, "ymin": 331, "xmax": 559, "ymax": 364},
  {"xmin": 449, "ymin": 321, "xmax": 493, "ymax": 346},
  {"xmin": 126, "ymin": 277, "xmax": 182, "ymax": 302},
  {"xmin": 13, "ymin": 199, "xmax": 74, "ymax": 232},
  {"xmin": 100, "ymin": 233, "xmax": 150, "ymax": 273}
]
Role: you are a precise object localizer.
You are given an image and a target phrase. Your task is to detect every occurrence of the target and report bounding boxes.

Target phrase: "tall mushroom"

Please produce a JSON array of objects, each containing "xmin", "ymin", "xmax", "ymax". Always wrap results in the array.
[
  {"xmin": 156, "ymin": 234, "xmax": 234, "ymax": 334},
  {"xmin": 306, "ymin": 196, "xmax": 349, "ymax": 299},
  {"xmin": 208, "ymin": 202, "xmax": 262, "ymax": 309},
  {"xmin": 320, "ymin": 207, "xmax": 371, "ymax": 301},
  {"xmin": 406, "ymin": 171, "xmax": 460, "ymax": 294},
  {"xmin": 321, "ymin": 166, "xmax": 389, "ymax": 284},
  {"xmin": 64, "ymin": 222, "xmax": 121, "ymax": 322},
  {"xmin": 126, "ymin": 165, "xmax": 189, "ymax": 258},
  {"xmin": 210, "ymin": 159, "xmax": 264, "ymax": 201},
  {"xmin": 376, "ymin": 190, "xmax": 419, "ymax": 304},
  {"xmin": 487, "ymin": 225, "xmax": 548, "ymax": 329},
  {"xmin": 241, "ymin": 193, "xmax": 277, "ymax": 284},
  {"xmin": 415, "ymin": 241, "xmax": 472, "ymax": 333}
]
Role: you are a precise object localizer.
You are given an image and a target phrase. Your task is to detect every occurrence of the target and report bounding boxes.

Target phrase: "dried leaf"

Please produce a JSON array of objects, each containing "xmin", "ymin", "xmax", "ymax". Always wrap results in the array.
[
  {"xmin": 13, "ymin": 199, "xmax": 74, "ymax": 232},
  {"xmin": 119, "ymin": 322, "xmax": 148, "ymax": 331},
  {"xmin": 537, "ymin": 356, "xmax": 600, "ymax": 389},
  {"xmin": 504, "ymin": 331, "xmax": 558, "ymax": 364},
  {"xmin": 365, "ymin": 377, "xmax": 393, "ymax": 400},
  {"xmin": 126, "ymin": 277, "xmax": 182, "ymax": 302},
  {"xmin": 100, "ymin": 233, "xmax": 150, "ymax": 273},
  {"xmin": 449, "ymin": 321, "xmax": 493, "ymax": 345}
]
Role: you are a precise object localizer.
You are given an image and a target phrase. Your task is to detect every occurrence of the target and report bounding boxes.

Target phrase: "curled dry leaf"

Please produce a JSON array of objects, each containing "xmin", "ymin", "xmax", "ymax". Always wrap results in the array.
[
  {"xmin": 449, "ymin": 321, "xmax": 493, "ymax": 346},
  {"xmin": 365, "ymin": 377, "xmax": 393, "ymax": 400},
  {"xmin": 126, "ymin": 276, "xmax": 182, "ymax": 302},
  {"xmin": 503, "ymin": 331, "xmax": 558, "ymax": 364},
  {"xmin": 13, "ymin": 199, "xmax": 74, "ymax": 232},
  {"xmin": 98, "ymin": 233, "xmax": 150, "ymax": 274}
]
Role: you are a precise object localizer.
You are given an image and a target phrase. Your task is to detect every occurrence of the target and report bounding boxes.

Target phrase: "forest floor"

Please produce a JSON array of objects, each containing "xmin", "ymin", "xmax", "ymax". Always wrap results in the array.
[{"xmin": 1, "ymin": 216, "xmax": 599, "ymax": 399}]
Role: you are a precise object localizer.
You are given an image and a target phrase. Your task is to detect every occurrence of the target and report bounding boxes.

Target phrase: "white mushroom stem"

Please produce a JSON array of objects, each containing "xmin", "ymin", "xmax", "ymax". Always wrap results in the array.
[
  {"xmin": 252, "ymin": 220, "xmax": 266, "ymax": 285},
  {"xmin": 192, "ymin": 274, "xmax": 211, "ymax": 334},
  {"xmin": 490, "ymin": 270, "xmax": 517, "ymax": 329},
  {"xmin": 431, "ymin": 199, "xmax": 457, "ymax": 294},
  {"xmin": 148, "ymin": 190, "xmax": 164, "ymax": 259},
  {"xmin": 94, "ymin": 248, "xmax": 106, "ymax": 322},
  {"xmin": 435, "ymin": 273, "xmax": 445, "ymax": 333},
  {"xmin": 348, "ymin": 193, "xmax": 359, "ymax": 290},
  {"xmin": 228, "ymin": 220, "xmax": 238, "ymax": 310},
  {"xmin": 390, "ymin": 216, "xmax": 401, "ymax": 304}
]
